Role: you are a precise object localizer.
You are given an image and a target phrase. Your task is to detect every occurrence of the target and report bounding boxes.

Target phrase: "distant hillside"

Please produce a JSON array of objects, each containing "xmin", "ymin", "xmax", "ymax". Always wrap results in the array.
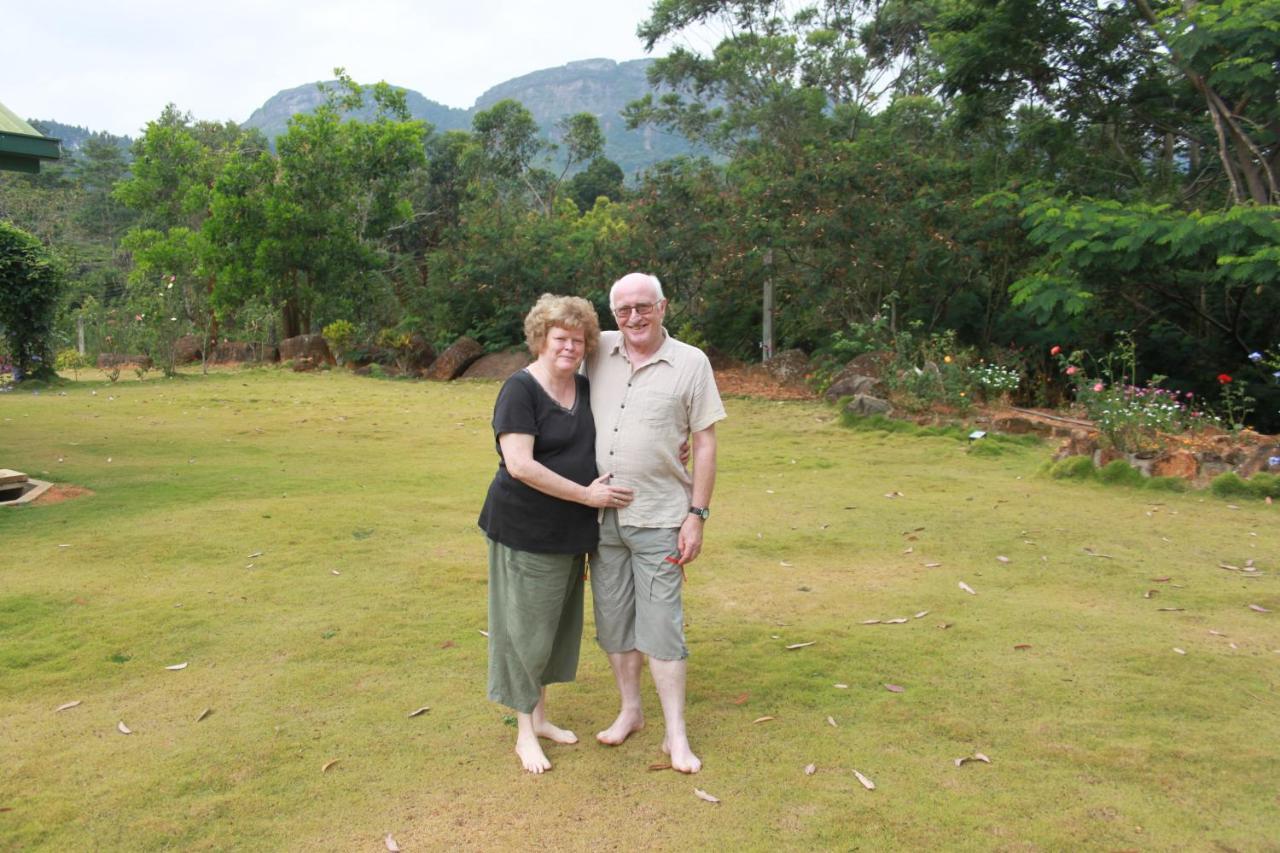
[
  {"xmin": 27, "ymin": 120, "xmax": 133, "ymax": 158},
  {"xmin": 242, "ymin": 58, "xmax": 704, "ymax": 177}
]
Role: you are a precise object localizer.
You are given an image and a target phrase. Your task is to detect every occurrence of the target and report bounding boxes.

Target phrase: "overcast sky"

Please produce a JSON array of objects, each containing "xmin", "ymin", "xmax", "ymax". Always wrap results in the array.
[{"xmin": 6, "ymin": 0, "xmax": 715, "ymax": 138}]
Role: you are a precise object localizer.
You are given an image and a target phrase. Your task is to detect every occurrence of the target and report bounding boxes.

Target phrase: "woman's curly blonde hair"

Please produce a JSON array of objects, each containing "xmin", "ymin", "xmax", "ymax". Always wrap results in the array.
[{"xmin": 524, "ymin": 294, "xmax": 601, "ymax": 356}]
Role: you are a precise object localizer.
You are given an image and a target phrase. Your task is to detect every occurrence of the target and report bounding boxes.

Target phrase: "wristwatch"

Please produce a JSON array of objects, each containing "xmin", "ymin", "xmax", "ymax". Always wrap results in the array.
[{"xmin": 689, "ymin": 506, "xmax": 710, "ymax": 520}]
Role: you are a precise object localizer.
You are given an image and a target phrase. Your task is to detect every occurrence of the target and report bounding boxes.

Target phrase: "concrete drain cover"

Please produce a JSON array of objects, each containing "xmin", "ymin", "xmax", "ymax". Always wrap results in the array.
[{"xmin": 0, "ymin": 469, "xmax": 53, "ymax": 506}]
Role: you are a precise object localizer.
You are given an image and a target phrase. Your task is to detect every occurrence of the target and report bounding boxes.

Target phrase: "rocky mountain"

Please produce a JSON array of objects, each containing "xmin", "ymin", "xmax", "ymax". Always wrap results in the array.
[
  {"xmin": 242, "ymin": 58, "xmax": 702, "ymax": 177},
  {"xmin": 27, "ymin": 120, "xmax": 133, "ymax": 157}
]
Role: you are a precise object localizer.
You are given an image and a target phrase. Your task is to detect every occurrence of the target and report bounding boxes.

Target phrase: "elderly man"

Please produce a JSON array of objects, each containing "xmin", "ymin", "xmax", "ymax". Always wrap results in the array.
[{"xmin": 587, "ymin": 271, "xmax": 726, "ymax": 774}]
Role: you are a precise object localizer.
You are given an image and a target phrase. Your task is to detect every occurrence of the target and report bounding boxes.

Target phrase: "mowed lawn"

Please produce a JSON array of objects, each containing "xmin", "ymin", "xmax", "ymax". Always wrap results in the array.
[{"xmin": 1, "ymin": 369, "xmax": 1277, "ymax": 851}]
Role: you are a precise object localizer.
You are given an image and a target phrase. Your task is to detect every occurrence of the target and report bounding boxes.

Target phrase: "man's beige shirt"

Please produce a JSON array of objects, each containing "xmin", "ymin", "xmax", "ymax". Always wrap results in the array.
[{"xmin": 587, "ymin": 329, "xmax": 726, "ymax": 529}]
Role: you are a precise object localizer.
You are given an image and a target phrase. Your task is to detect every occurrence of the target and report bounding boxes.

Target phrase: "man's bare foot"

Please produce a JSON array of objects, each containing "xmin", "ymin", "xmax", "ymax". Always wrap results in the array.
[
  {"xmin": 662, "ymin": 735, "xmax": 702, "ymax": 773},
  {"xmin": 516, "ymin": 735, "xmax": 552, "ymax": 774},
  {"xmin": 533, "ymin": 721, "xmax": 578, "ymax": 744},
  {"xmin": 596, "ymin": 709, "xmax": 645, "ymax": 745}
]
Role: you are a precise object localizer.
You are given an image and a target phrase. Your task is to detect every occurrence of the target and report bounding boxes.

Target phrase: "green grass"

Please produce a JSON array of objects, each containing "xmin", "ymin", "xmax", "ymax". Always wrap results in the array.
[{"xmin": 2, "ymin": 369, "xmax": 1278, "ymax": 850}]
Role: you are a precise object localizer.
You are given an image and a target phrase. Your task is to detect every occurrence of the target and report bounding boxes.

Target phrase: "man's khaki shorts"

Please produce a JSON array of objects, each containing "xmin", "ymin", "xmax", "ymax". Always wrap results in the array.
[{"xmin": 591, "ymin": 509, "xmax": 687, "ymax": 661}]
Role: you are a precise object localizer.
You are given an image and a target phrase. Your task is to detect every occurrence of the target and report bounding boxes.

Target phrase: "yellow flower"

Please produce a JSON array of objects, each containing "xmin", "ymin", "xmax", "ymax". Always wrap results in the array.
[{"xmin": 944, "ymin": 355, "xmax": 953, "ymax": 363}]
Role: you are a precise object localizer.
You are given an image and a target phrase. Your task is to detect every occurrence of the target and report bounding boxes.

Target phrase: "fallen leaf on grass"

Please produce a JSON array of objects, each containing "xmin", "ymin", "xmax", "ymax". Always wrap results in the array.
[
  {"xmin": 1173, "ymin": 648, "xmax": 1187, "ymax": 655},
  {"xmin": 331, "ymin": 570, "xmax": 341, "ymax": 576},
  {"xmin": 804, "ymin": 763, "xmax": 816, "ymax": 776},
  {"xmin": 165, "ymin": 662, "xmax": 188, "ymax": 671},
  {"xmin": 884, "ymin": 618, "xmax": 908, "ymax": 624},
  {"xmin": 1208, "ymin": 630, "xmax": 1225, "ymax": 637},
  {"xmin": 861, "ymin": 619, "xmax": 881, "ymax": 625},
  {"xmin": 786, "ymin": 642, "xmax": 815, "ymax": 650},
  {"xmin": 902, "ymin": 547, "xmax": 914, "ymax": 555},
  {"xmin": 117, "ymin": 721, "xmax": 132, "ymax": 735},
  {"xmin": 694, "ymin": 788, "xmax": 721, "ymax": 803},
  {"xmin": 780, "ymin": 561, "xmax": 794, "ymax": 568},
  {"xmin": 827, "ymin": 716, "xmax": 837, "ymax": 728},
  {"xmin": 247, "ymin": 551, "xmax": 263, "ymax": 559},
  {"xmin": 321, "ymin": 759, "xmax": 340, "ymax": 773},
  {"xmin": 1157, "ymin": 608, "xmax": 1185, "ymax": 612},
  {"xmin": 833, "ymin": 683, "xmax": 848, "ymax": 690},
  {"xmin": 478, "ymin": 630, "xmax": 490, "ymax": 637},
  {"xmin": 884, "ymin": 684, "xmax": 905, "ymax": 693},
  {"xmin": 914, "ymin": 611, "xmax": 929, "ymax": 619},
  {"xmin": 440, "ymin": 640, "xmax": 455, "ymax": 649},
  {"xmin": 56, "ymin": 700, "xmax": 81, "ymax": 712},
  {"xmin": 937, "ymin": 622, "xmax": 953, "ymax": 629},
  {"xmin": 753, "ymin": 716, "xmax": 776, "ymax": 724},
  {"xmin": 408, "ymin": 706, "xmax": 430, "ymax": 718},
  {"xmin": 1248, "ymin": 604, "xmax": 1271, "ymax": 613},
  {"xmin": 884, "ymin": 491, "xmax": 903, "ymax": 499},
  {"xmin": 853, "ymin": 769, "xmax": 876, "ymax": 790},
  {"xmin": 924, "ymin": 562, "xmax": 942, "ymax": 568},
  {"xmin": 731, "ymin": 692, "xmax": 750, "ymax": 705},
  {"xmin": 196, "ymin": 708, "xmax": 212, "ymax": 722},
  {"xmin": 958, "ymin": 581, "xmax": 976, "ymax": 595},
  {"xmin": 1143, "ymin": 590, "xmax": 1157, "ymax": 599},
  {"xmin": 1219, "ymin": 563, "xmax": 1241, "ymax": 571},
  {"xmin": 648, "ymin": 762, "xmax": 672, "ymax": 771},
  {"xmin": 996, "ymin": 556, "xmax": 1010, "ymax": 564},
  {"xmin": 955, "ymin": 753, "xmax": 993, "ymax": 767},
  {"xmin": 385, "ymin": 834, "xmax": 401, "ymax": 852},
  {"xmin": 1013, "ymin": 644, "xmax": 1031, "ymax": 650},
  {"xmin": 1151, "ymin": 576, "xmax": 1171, "ymax": 583}
]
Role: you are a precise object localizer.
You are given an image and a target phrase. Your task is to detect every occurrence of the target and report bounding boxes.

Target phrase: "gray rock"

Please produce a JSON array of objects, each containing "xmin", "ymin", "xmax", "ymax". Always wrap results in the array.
[
  {"xmin": 279, "ymin": 334, "xmax": 334, "ymax": 366},
  {"xmin": 765, "ymin": 349, "xmax": 810, "ymax": 382},
  {"xmin": 843, "ymin": 394, "xmax": 893, "ymax": 417},
  {"xmin": 824, "ymin": 374, "xmax": 881, "ymax": 401}
]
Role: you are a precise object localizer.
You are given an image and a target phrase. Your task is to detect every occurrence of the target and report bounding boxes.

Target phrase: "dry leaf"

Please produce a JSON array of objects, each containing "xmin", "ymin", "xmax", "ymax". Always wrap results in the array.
[
  {"xmin": 958, "ymin": 581, "xmax": 976, "ymax": 595},
  {"xmin": 321, "ymin": 759, "xmax": 340, "ymax": 773},
  {"xmin": 55, "ymin": 700, "xmax": 81, "ymax": 712},
  {"xmin": 165, "ymin": 662, "xmax": 188, "ymax": 671},
  {"xmin": 478, "ymin": 630, "xmax": 490, "ymax": 637},
  {"xmin": 247, "ymin": 551, "xmax": 263, "ymax": 558},
  {"xmin": 827, "ymin": 716, "xmax": 837, "ymax": 728},
  {"xmin": 1152, "ymin": 576, "xmax": 1171, "ymax": 583},
  {"xmin": 117, "ymin": 721, "xmax": 132, "ymax": 735},
  {"xmin": 853, "ymin": 769, "xmax": 876, "ymax": 790},
  {"xmin": 786, "ymin": 641, "xmax": 815, "ymax": 650},
  {"xmin": 694, "ymin": 788, "xmax": 721, "ymax": 803},
  {"xmin": 884, "ymin": 618, "xmax": 908, "ymax": 624},
  {"xmin": 196, "ymin": 708, "xmax": 212, "ymax": 722},
  {"xmin": 1013, "ymin": 644, "xmax": 1031, "ymax": 650},
  {"xmin": 385, "ymin": 834, "xmax": 401, "ymax": 852},
  {"xmin": 996, "ymin": 556, "xmax": 1010, "ymax": 563},
  {"xmin": 1208, "ymin": 630, "xmax": 1225, "ymax": 637},
  {"xmin": 731, "ymin": 692, "xmax": 750, "ymax": 705},
  {"xmin": 1220, "ymin": 563, "xmax": 1241, "ymax": 571},
  {"xmin": 804, "ymin": 763, "xmax": 817, "ymax": 776},
  {"xmin": 861, "ymin": 619, "xmax": 881, "ymax": 625},
  {"xmin": 408, "ymin": 706, "xmax": 430, "ymax": 718},
  {"xmin": 1143, "ymin": 590, "xmax": 1157, "ymax": 599},
  {"xmin": 440, "ymin": 640, "xmax": 455, "ymax": 649},
  {"xmin": 884, "ymin": 491, "xmax": 903, "ymax": 498},
  {"xmin": 780, "ymin": 561, "xmax": 794, "ymax": 567},
  {"xmin": 953, "ymin": 757, "xmax": 968, "ymax": 767},
  {"xmin": 1248, "ymin": 604, "xmax": 1271, "ymax": 613},
  {"xmin": 937, "ymin": 622, "xmax": 953, "ymax": 629},
  {"xmin": 974, "ymin": 753, "xmax": 991, "ymax": 763},
  {"xmin": 331, "ymin": 570, "xmax": 341, "ymax": 576},
  {"xmin": 914, "ymin": 611, "xmax": 929, "ymax": 619},
  {"xmin": 1173, "ymin": 647, "xmax": 1187, "ymax": 655},
  {"xmin": 833, "ymin": 683, "xmax": 849, "ymax": 690},
  {"xmin": 884, "ymin": 684, "xmax": 905, "ymax": 693},
  {"xmin": 902, "ymin": 547, "xmax": 914, "ymax": 555},
  {"xmin": 753, "ymin": 716, "xmax": 776, "ymax": 724},
  {"xmin": 1157, "ymin": 607, "xmax": 1185, "ymax": 612},
  {"xmin": 648, "ymin": 762, "xmax": 672, "ymax": 771},
  {"xmin": 925, "ymin": 562, "xmax": 942, "ymax": 568}
]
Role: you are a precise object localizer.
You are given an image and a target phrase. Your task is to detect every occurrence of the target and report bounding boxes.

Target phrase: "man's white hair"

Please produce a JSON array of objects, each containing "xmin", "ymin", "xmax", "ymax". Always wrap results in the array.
[{"xmin": 609, "ymin": 272, "xmax": 665, "ymax": 308}]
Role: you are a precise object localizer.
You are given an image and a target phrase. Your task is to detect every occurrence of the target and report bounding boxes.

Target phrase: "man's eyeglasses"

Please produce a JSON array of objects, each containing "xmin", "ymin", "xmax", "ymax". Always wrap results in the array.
[{"xmin": 612, "ymin": 301, "xmax": 660, "ymax": 318}]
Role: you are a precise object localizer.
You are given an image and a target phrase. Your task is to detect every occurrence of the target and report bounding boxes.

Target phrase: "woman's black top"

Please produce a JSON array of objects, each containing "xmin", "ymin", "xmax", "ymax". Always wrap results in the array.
[{"xmin": 477, "ymin": 370, "xmax": 599, "ymax": 554}]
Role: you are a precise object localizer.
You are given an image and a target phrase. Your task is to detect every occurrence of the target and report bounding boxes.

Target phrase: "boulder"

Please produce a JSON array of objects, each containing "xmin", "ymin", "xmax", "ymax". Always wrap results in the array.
[
  {"xmin": 1238, "ymin": 444, "xmax": 1280, "ymax": 478},
  {"xmin": 279, "ymin": 334, "xmax": 335, "ymax": 366},
  {"xmin": 173, "ymin": 335, "xmax": 203, "ymax": 364},
  {"xmin": 1094, "ymin": 447, "xmax": 1126, "ymax": 468},
  {"xmin": 97, "ymin": 353, "xmax": 153, "ymax": 370},
  {"xmin": 824, "ymin": 373, "xmax": 881, "ymax": 402},
  {"xmin": 211, "ymin": 341, "xmax": 274, "ymax": 363},
  {"xmin": 1055, "ymin": 428, "xmax": 1097, "ymax": 460},
  {"xmin": 461, "ymin": 349, "xmax": 533, "ymax": 380},
  {"xmin": 844, "ymin": 350, "xmax": 893, "ymax": 380},
  {"xmin": 765, "ymin": 348, "xmax": 810, "ymax": 382},
  {"xmin": 843, "ymin": 393, "xmax": 893, "ymax": 417},
  {"xmin": 1152, "ymin": 450, "xmax": 1199, "ymax": 480},
  {"xmin": 426, "ymin": 336, "xmax": 485, "ymax": 381},
  {"xmin": 404, "ymin": 334, "xmax": 436, "ymax": 371},
  {"xmin": 992, "ymin": 413, "xmax": 1051, "ymax": 436}
]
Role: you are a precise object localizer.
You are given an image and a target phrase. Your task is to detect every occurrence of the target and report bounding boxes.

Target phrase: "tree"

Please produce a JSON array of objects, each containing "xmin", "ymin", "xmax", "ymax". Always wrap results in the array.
[
  {"xmin": 567, "ymin": 157, "xmax": 625, "ymax": 212},
  {"xmin": 0, "ymin": 221, "xmax": 64, "ymax": 381}
]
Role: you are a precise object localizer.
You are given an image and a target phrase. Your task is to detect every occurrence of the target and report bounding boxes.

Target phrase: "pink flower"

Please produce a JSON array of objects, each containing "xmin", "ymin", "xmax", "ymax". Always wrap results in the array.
[
  {"xmin": 1066, "ymin": 366, "xmax": 1077, "ymax": 376},
  {"xmin": 1093, "ymin": 383, "xmax": 1104, "ymax": 392},
  {"xmin": 1050, "ymin": 346, "xmax": 1061, "ymax": 356}
]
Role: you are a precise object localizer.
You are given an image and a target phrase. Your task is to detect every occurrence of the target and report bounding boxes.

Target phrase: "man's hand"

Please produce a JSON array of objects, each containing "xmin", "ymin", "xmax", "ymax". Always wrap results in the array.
[{"xmin": 676, "ymin": 513, "xmax": 704, "ymax": 566}]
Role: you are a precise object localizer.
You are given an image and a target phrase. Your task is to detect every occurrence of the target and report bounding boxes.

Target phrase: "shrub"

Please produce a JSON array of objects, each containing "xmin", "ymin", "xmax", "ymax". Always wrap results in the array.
[
  {"xmin": 323, "ymin": 320, "xmax": 357, "ymax": 366},
  {"xmin": 1144, "ymin": 476, "xmax": 1189, "ymax": 493},
  {"xmin": 1097, "ymin": 460, "xmax": 1146, "ymax": 487},
  {"xmin": 1209, "ymin": 472, "xmax": 1252, "ymax": 498},
  {"xmin": 0, "ymin": 221, "xmax": 63, "ymax": 382},
  {"xmin": 56, "ymin": 348, "xmax": 90, "ymax": 380},
  {"xmin": 1048, "ymin": 455, "xmax": 1096, "ymax": 481}
]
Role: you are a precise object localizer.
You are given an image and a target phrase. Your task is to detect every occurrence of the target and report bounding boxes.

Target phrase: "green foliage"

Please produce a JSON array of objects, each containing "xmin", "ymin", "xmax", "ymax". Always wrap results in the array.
[
  {"xmin": 55, "ymin": 347, "xmax": 89, "ymax": 378},
  {"xmin": 0, "ymin": 221, "xmax": 63, "ymax": 381},
  {"xmin": 1047, "ymin": 455, "xmax": 1096, "ymax": 481},
  {"xmin": 1098, "ymin": 459, "xmax": 1147, "ymax": 487},
  {"xmin": 1210, "ymin": 470, "xmax": 1280, "ymax": 500},
  {"xmin": 322, "ymin": 320, "xmax": 357, "ymax": 365}
]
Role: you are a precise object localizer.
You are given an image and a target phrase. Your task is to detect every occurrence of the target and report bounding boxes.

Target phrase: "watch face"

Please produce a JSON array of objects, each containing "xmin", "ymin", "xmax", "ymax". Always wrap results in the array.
[{"xmin": 690, "ymin": 506, "xmax": 709, "ymax": 519}]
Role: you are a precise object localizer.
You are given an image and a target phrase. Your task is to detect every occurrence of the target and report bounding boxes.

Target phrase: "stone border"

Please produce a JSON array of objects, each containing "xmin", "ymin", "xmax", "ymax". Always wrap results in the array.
[{"xmin": 0, "ymin": 478, "xmax": 53, "ymax": 506}]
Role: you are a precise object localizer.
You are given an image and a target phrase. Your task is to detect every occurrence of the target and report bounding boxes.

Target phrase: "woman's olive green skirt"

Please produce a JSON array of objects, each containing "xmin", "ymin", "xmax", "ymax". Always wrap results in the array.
[{"xmin": 486, "ymin": 538, "xmax": 585, "ymax": 714}]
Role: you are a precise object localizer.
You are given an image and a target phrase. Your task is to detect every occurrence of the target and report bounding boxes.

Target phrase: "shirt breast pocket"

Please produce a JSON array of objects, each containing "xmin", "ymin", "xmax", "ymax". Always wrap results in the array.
[{"xmin": 640, "ymin": 391, "xmax": 686, "ymax": 435}]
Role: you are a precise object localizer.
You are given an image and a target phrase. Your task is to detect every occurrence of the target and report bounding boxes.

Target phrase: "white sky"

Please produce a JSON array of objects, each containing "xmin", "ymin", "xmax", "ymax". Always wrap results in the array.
[{"xmin": 5, "ymin": 0, "xmax": 716, "ymax": 138}]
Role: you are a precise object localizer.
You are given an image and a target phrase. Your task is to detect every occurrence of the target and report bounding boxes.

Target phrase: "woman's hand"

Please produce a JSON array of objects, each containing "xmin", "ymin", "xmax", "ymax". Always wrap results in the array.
[{"xmin": 583, "ymin": 473, "xmax": 634, "ymax": 509}]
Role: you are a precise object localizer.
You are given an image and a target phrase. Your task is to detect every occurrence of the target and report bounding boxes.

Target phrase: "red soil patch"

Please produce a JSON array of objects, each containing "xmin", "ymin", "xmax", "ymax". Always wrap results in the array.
[
  {"xmin": 31, "ymin": 484, "xmax": 95, "ymax": 506},
  {"xmin": 713, "ymin": 365, "xmax": 816, "ymax": 401}
]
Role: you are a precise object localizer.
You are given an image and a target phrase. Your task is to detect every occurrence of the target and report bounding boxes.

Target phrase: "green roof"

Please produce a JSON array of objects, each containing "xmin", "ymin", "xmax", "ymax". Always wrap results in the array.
[{"xmin": 0, "ymin": 100, "xmax": 60, "ymax": 173}]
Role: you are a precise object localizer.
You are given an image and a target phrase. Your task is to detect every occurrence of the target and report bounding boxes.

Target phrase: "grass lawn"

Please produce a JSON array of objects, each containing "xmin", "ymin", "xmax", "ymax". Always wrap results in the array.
[{"xmin": 2, "ymin": 368, "xmax": 1277, "ymax": 851}]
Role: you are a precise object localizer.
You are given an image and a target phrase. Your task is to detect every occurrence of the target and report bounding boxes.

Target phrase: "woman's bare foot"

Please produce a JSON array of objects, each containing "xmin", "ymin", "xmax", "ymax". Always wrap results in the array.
[
  {"xmin": 534, "ymin": 721, "xmax": 578, "ymax": 744},
  {"xmin": 662, "ymin": 735, "xmax": 702, "ymax": 774},
  {"xmin": 596, "ymin": 708, "xmax": 645, "ymax": 745},
  {"xmin": 516, "ymin": 734, "xmax": 552, "ymax": 774}
]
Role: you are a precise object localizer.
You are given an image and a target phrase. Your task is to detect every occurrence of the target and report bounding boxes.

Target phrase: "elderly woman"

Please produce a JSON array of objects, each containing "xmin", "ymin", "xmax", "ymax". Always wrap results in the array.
[{"xmin": 478, "ymin": 294, "xmax": 634, "ymax": 773}]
